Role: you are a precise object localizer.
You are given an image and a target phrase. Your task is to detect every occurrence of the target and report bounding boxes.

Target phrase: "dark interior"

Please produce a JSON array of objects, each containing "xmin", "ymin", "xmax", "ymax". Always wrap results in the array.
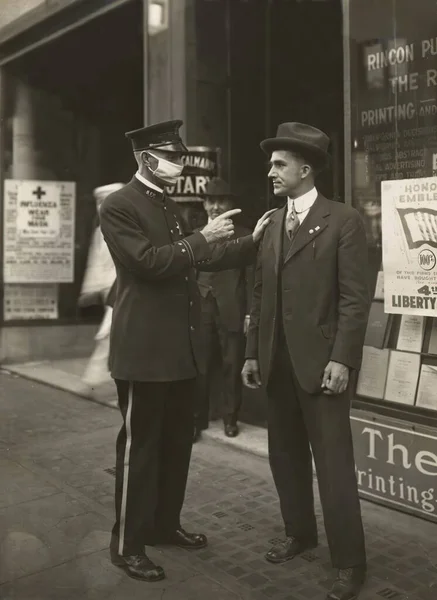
[
  {"xmin": 195, "ymin": 0, "xmax": 344, "ymax": 425},
  {"xmin": 195, "ymin": 0, "xmax": 343, "ymax": 229},
  {"xmin": 5, "ymin": 1, "xmax": 143, "ymax": 321},
  {"xmin": 7, "ymin": 0, "xmax": 144, "ymax": 187}
]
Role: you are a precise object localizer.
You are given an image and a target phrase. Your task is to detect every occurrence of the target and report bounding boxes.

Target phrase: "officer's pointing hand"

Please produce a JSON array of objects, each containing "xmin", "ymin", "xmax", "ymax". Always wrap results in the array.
[
  {"xmin": 201, "ymin": 209, "xmax": 241, "ymax": 243},
  {"xmin": 252, "ymin": 208, "xmax": 278, "ymax": 243}
]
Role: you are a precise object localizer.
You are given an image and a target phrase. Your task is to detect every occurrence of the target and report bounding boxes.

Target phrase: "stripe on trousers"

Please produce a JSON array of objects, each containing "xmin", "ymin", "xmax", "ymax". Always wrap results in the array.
[{"xmin": 118, "ymin": 381, "xmax": 134, "ymax": 555}]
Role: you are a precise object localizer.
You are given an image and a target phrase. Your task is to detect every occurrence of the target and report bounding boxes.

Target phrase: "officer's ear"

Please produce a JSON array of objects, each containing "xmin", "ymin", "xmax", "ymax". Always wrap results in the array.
[{"xmin": 142, "ymin": 151, "xmax": 158, "ymax": 172}]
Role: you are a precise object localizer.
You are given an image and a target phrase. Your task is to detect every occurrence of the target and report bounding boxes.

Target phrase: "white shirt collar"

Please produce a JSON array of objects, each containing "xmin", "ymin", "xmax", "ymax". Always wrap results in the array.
[
  {"xmin": 287, "ymin": 187, "xmax": 317, "ymax": 214},
  {"xmin": 135, "ymin": 171, "xmax": 164, "ymax": 193}
]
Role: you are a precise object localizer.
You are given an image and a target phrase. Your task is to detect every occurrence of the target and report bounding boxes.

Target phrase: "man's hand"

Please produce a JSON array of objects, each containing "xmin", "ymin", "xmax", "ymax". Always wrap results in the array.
[
  {"xmin": 242, "ymin": 359, "xmax": 262, "ymax": 389},
  {"xmin": 252, "ymin": 209, "xmax": 278, "ymax": 243},
  {"xmin": 321, "ymin": 361, "xmax": 350, "ymax": 395},
  {"xmin": 201, "ymin": 209, "xmax": 241, "ymax": 243},
  {"xmin": 244, "ymin": 315, "xmax": 250, "ymax": 335}
]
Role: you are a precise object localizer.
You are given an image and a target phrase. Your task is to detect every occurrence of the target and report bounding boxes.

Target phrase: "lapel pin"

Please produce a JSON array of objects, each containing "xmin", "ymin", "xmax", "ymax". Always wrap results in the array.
[
  {"xmin": 315, "ymin": 225, "xmax": 320, "ymax": 231},
  {"xmin": 309, "ymin": 229, "xmax": 314, "ymax": 234}
]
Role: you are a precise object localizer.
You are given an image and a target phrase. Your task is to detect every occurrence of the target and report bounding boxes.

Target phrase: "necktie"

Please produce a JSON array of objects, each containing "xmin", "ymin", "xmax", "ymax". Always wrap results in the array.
[{"xmin": 285, "ymin": 201, "xmax": 300, "ymax": 240}]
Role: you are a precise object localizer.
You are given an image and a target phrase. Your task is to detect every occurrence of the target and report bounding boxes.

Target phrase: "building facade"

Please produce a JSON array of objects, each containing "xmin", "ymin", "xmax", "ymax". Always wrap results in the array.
[{"xmin": 0, "ymin": 0, "xmax": 437, "ymax": 524}]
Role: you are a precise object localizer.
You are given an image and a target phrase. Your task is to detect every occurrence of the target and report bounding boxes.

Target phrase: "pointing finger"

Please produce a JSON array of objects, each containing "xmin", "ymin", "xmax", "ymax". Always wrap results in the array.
[{"xmin": 216, "ymin": 209, "xmax": 242, "ymax": 220}]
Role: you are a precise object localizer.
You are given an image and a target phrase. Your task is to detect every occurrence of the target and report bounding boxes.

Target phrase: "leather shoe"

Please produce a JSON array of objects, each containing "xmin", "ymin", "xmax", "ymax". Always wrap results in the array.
[
  {"xmin": 327, "ymin": 566, "xmax": 367, "ymax": 600},
  {"xmin": 159, "ymin": 528, "xmax": 208, "ymax": 550},
  {"xmin": 224, "ymin": 421, "xmax": 239, "ymax": 437},
  {"xmin": 265, "ymin": 536, "xmax": 317, "ymax": 564},
  {"xmin": 110, "ymin": 551, "xmax": 165, "ymax": 582}
]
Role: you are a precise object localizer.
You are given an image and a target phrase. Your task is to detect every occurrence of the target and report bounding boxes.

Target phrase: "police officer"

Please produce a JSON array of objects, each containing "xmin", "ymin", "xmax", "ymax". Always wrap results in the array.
[{"xmin": 100, "ymin": 120, "xmax": 274, "ymax": 583}]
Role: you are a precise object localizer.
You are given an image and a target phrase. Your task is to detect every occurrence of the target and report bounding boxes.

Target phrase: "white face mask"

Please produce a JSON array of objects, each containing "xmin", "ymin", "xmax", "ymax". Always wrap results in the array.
[{"xmin": 146, "ymin": 151, "xmax": 184, "ymax": 184}]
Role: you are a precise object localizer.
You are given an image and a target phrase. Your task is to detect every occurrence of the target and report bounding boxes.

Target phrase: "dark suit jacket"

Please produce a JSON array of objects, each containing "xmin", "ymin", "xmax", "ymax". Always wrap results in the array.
[
  {"xmin": 197, "ymin": 224, "xmax": 254, "ymax": 332},
  {"xmin": 100, "ymin": 177, "xmax": 256, "ymax": 382},
  {"xmin": 245, "ymin": 194, "xmax": 371, "ymax": 395}
]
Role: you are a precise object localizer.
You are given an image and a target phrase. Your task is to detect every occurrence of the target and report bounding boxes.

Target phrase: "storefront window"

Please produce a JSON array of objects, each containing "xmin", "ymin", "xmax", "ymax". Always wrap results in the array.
[
  {"xmin": 0, "ymin": 1, "xmax": 143, "ymax": 325},
  {"xmin": 347, "ymin": 0, "xmax": 437, "ymax": 416}
]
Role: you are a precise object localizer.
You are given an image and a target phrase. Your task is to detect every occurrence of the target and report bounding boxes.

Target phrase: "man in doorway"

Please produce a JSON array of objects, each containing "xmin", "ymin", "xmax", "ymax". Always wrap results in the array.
[
  {"xmin": 194, "ymin": 177, "xmax": 254, "ymax": 441},
  {"xmin": 242, "ymin": 122, "xmax": 371, "ymax": 600},
  {"xmin": 100, "ymin": 119, "xmax": 274, "ymax": 583}
]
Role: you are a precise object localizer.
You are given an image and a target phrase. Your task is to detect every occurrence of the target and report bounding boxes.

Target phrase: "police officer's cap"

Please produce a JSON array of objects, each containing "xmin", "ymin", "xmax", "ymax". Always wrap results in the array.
[{"xmin": 125, "ymin": 120, "xmax": 188, "ymax": 153}]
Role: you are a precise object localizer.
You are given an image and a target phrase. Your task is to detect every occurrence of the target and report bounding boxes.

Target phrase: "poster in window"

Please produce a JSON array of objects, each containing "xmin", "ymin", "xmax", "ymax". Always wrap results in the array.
[
  {"xmin": 3, "ymin": 180, "xmax": 75, "ymax": 283},
  {"xmin": 3, "ymin": 284, "xmax": 58, "ymax": 321},
  {"xmin": 381, "ymin": 177, "xmax": 437, "ymax": 316}
]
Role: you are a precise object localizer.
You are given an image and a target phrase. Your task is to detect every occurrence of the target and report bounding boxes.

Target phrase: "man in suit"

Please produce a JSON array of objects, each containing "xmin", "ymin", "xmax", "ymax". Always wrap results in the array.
[
  {"xmin": 99, "ymin": 119, "xmax": 274, "ymax": 583},
  {"xmin": 242, "ymin": 123, "xmax": 371, "ymax": 600},
  {"xmin": 194, "ymin": 177, "xmax": 254, "ymax": 441}
]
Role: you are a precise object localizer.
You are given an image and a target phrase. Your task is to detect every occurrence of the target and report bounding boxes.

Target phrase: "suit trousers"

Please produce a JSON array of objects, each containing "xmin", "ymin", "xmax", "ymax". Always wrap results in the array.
[
  {"xmin": 267, "ymin": 334, "xmax": 366, "ymax": 569},
  {"xmin": 111, "ymin": 378, "xmax": 195, "ymax": 556},
  {"xmin": 195, "ymin": 293, "xmax": 245, "ymax": 428}
]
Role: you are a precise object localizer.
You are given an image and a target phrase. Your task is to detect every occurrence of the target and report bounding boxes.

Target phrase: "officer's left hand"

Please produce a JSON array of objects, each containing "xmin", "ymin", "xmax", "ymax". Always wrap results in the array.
[
  {"xmin": 321, "ymin": 361, "xmax": 349, "ymax": 395},
  {"xmin": 252, "ymin": 209, "xmax": 278, "ymax": 243},
  {"xmin": 244, "ymin": 315, "xmax": 250, "ymax": 335}
]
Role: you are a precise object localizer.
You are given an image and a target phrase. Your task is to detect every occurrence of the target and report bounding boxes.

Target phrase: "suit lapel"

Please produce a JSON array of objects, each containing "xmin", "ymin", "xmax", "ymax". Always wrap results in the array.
[
  {"xmin": 284, "ymin": 195, "xmax": 331, "ymax": 264},
  {"xmin": 269, "ymin": 205, "xmax": 287, "ymax": 274}
]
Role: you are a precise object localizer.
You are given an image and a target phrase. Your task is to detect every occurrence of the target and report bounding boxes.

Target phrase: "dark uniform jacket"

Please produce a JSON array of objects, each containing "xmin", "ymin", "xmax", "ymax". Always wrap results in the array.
[
  {"xmin": 245, "ymin": 194, "xmax": 371, "ymax": 395},
  {"xmin": 100, "ymin": 176, "xmax": 256, "ymax": 382},
  {"xmin": 197, "ymin": 224, "xmax": 254, "ymax": 332}
]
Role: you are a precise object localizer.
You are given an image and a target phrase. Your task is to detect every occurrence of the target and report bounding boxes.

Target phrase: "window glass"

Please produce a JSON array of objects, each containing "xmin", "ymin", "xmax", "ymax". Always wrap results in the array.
[{"xmin": 349, "ymin": 0, "xmax": 437, "ymax": 413}]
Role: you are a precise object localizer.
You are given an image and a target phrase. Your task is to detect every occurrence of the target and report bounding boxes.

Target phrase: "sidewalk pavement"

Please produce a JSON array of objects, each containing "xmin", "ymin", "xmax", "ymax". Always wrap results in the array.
[
  {"xmin": 2, "ymin": 357, "xmax": 269, "ymax": 457},
  {"xmin": 1, "ymin": 364, "xmax": 437, "ymax": 600}
]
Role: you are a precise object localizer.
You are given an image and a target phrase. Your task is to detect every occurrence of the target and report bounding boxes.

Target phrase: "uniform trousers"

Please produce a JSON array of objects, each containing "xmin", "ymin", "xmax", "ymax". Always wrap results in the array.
[
  {"xmin": 112, "ymin": 378, "xmax": 195, "ymax": 556},
  {"xmin": 195, "ymin": 293, "xmax": 245, "ymax": 428},
  {"xmin": 266, "ymin": 331, "xmax": 366, "ymax": 569}
]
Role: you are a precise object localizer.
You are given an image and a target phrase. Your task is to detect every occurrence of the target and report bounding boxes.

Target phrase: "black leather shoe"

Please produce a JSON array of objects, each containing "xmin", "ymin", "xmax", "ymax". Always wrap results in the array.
[
  {"xmin": 110, "ymin": 551, "xmax": 165, "ymax": 582},
  {"xmin": 327, "ymin": 566, "xmax": 367, "ymax": 600},
  {"xmin": 159, "ymin": 528, "xmax": 208, "ymax": 549},
  {"xmin": 265, "ymin": 536, "xmax": 317, "ymax": 564},
  {"xmin": 224, "ymin": 422, "xmax": 239, "ymax": 437}
]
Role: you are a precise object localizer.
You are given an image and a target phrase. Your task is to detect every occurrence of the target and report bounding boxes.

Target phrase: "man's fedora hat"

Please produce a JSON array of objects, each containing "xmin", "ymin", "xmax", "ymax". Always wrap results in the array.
[
  {"xmin": 203, "ymin": 177, "xmax": 234, "ymax": 198},
  {"xmin": 260, "ymin": 122, "xmax": 330, "ymax": 168},
  {"xmin": 125, "ymin": 119, "xmax": 188, "ymax": 153}
]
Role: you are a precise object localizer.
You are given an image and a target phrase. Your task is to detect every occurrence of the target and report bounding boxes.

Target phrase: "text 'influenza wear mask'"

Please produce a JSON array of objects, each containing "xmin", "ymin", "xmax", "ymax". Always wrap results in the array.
[{"xmin": 146, "ymin": 151, "xmax": 184, "ymax": 184}]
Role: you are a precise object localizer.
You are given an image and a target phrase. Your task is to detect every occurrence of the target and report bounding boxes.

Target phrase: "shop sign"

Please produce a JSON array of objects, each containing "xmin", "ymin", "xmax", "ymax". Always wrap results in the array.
[
  {"xmin": 167, "ymin": 147, "xmax": 220, "ymax": 202},
  {"xmin": 3, "ymin": 284, "xmax": 58, "ymax": 321},
  {"xmin": 381, "ymin": 177, "xmax": 437, "ymax": 316},
  {"xmin": 3, "ymin": 180, "xmax": 75, "ymax": 283},
  {"xmin": 351, "ymin": 413, "xmax": 437, "ymax": 523},
  {"xmin": 350, "ymin": 21, "xmax": 437, "ymax": 249}
]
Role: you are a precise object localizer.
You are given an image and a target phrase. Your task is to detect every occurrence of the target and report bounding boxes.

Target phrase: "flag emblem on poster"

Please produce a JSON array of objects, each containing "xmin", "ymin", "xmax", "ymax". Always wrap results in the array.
[{"xmin": 397, "ymin": 208, "xmax": 437, "ymax": 249}]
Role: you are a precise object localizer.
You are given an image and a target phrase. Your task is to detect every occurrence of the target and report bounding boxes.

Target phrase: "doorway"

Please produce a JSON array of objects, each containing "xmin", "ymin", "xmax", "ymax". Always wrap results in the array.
[
  {"xmin": 194, "ymin": 0, "xmax": 344, "ymax": 232},
  {"xmin": 193, "ymin": 0, "xmax": 344, "ymax": 426}
]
